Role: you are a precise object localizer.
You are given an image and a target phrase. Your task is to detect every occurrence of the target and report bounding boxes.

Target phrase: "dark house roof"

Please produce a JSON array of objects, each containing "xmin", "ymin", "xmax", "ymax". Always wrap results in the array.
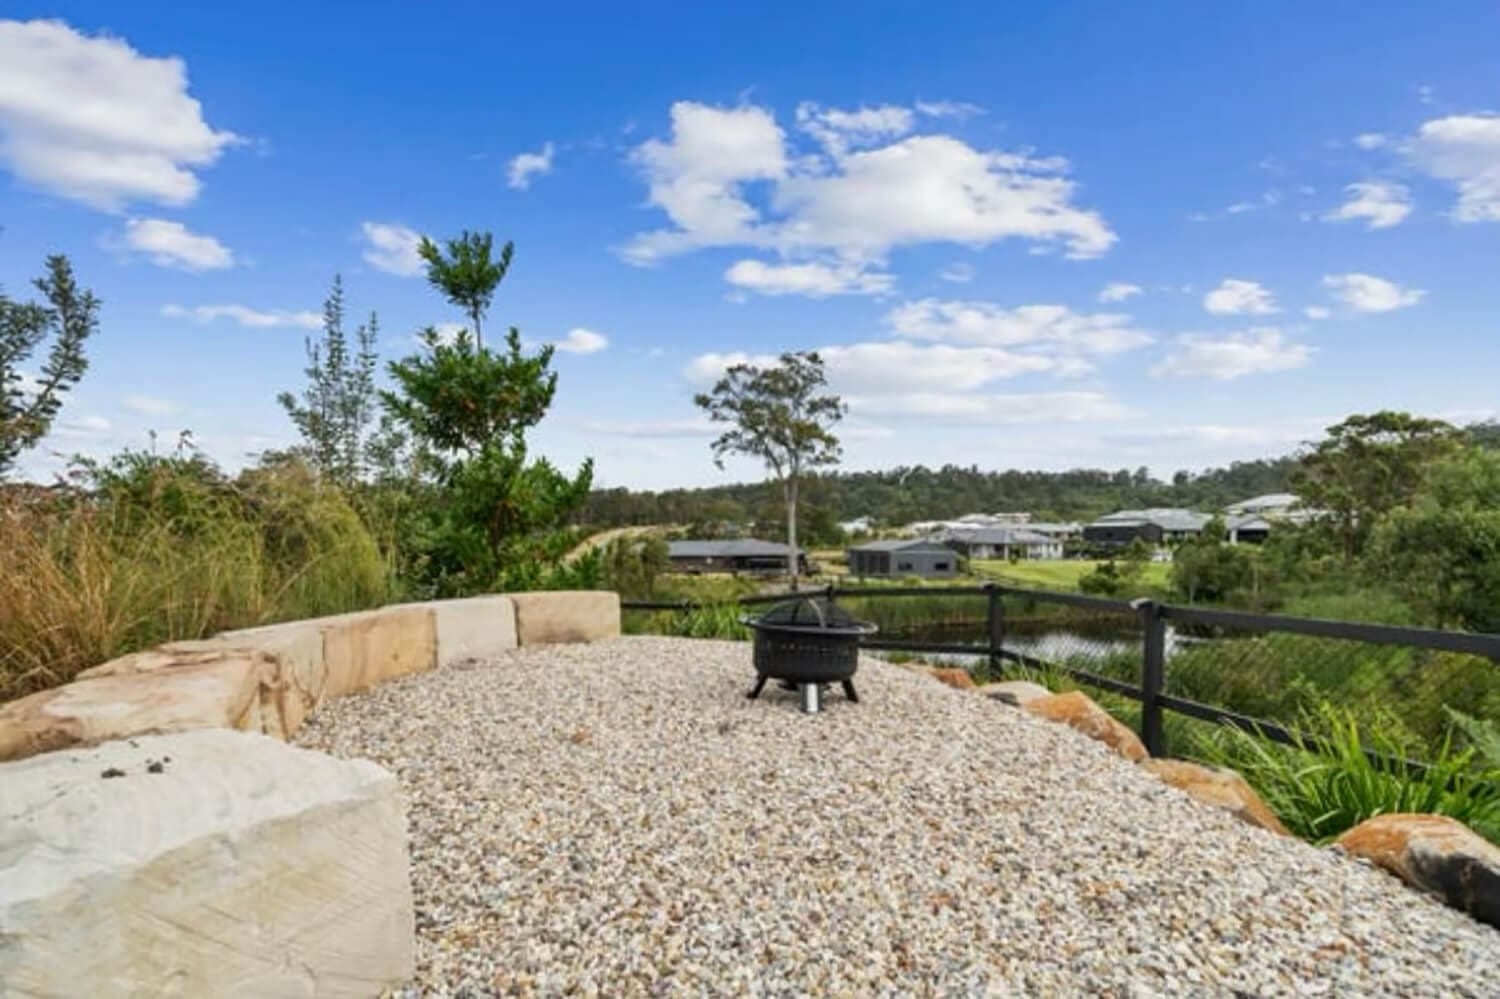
[
  {"xmin": 1089, "ymin": 508, "xmax": 1212, "ymax": 533},
  {"xmin": 668, "ymin": 539, "xmax": 801, "ymax": 559},
  {"xmin": 943, "ymin": 527, "xmax": 1057, "ymax": 546},
  {"xmin": 847, "ymin": 538, "xmax": 952, "ymax": 554}
]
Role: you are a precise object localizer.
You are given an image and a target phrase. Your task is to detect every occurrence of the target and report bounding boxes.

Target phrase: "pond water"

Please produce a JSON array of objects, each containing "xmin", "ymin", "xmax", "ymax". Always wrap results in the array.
[{"xmin": 875, "ymin": 620, "xmax": 1202, "ymax": 670}]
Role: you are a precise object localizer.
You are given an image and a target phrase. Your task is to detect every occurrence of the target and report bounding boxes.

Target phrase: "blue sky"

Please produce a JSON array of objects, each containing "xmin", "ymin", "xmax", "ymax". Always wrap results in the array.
[{"xmin": 2, "ymin": 3, "xmax": 1498, "ymax": 489}]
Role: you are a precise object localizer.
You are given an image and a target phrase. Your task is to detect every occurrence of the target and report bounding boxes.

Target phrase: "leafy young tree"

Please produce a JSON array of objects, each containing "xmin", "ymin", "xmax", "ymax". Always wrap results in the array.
[
  {"xmin": 417, "ymin": 231, "xmax": 513, "ymax": 348},
  {"xmin": 276, "ymin": 276, "xmax": 382, "ymax": 485},
  {"xmin": 695, "ymin": 352, "xmax": 845, "ymax": 585},
  {"xmin": 382, "ymin": 325, "xmax": 592, "ymax": 594},
  {"xmin": 0, "ymin": 256, "xmax": 99, "ymax": 478},
  {"xmin": 1290, "ymin": 411, "xmax": 1466, "ymax": 559}
]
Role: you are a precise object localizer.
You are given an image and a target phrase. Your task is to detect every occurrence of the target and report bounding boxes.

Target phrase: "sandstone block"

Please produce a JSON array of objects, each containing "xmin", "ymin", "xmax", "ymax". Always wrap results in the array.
[
  {"xmin": 1141, "ymin": 758, "xmax": 1289, "ymax": 835},
  {"xmin": 0, "ymin": 730, "xmax": 415, "ymax": 995},
  {"xmin": 1337, "ymin": 813, "xmax": 1500, "ymax": 928},
  {"xmin": 317, "ymin": 606, "xmax": 437, "ymax": 699},
  {"xmin": 1024, "ymin": 690, "xmax": 1149, "ymax": 762},
  {"xmin": 976, "ymin": 680, "xmax": 1052, "ymax": 706},
  {"xmin": 393, "ymin": 595, "xmax": 517, "ymax": 666},
  {"xmin": 0, "ymin": 656, "xmax": 269, "ymax": 763},
  {"xmin": 509, "ymin": 590, "xmax": 621, "ymax": 645}
]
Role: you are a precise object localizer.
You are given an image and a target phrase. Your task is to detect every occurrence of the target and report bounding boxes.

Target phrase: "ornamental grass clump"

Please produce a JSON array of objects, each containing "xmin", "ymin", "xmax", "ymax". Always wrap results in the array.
[{"xmin": 1194, "ymin": 703, "xmax": 1500, "ymax": 845}]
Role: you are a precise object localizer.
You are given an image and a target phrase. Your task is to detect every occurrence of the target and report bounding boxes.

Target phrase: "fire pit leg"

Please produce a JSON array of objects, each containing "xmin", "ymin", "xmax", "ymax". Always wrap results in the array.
[
  {"xmin": 799, "ymin": 683, "xmax": 821, "ymax": 714},
  {"xmin": 747, "ymin": 675, "xmax": 768, "ymax": 700},
  {"xmin": 841, "ymin": 679, "xmax": 859, "ymax": 703}
]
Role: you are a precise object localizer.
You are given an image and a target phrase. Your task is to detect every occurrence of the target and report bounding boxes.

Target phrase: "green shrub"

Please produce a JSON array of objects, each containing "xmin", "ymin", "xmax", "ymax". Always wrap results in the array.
[{"xmin": 1192, "ymin": 704, "xmax": 1500, "ymax": 844}]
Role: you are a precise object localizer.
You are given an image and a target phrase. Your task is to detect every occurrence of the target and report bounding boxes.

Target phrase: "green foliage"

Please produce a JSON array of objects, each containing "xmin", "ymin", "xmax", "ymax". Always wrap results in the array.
[
  {"xmin": 0, "ymin": 452, "xmax": 390, "ymax": 700},
  {"xmin": 1, "ymin": 255, "xmax": 99, "ymax": 477},
  {"xmin": 1193, "ymin": 705, "xmax": 1500, "ymax": 844},
  {"xmin": 1078, "ymin": 555, "xmax": 1146, "ymax": 596},
  {"xmin": 695, "ymin": 351, "xmax": 845, "ymax": 583},
  {"xmin": 598, "ymin": 536, "xmax": 671, "ymax": 599},
  {"xmin": 625, "ymin": 602, "xmax": 748, "ymax": 640},
  {"xmin": 381, "ymin": 295, "xmax": 592, "ymax": 596},
  {"xmin": 418, "ymin": 230, "xmax": 513, "ymax": 348},
  {"xmin": 1447, "ymin": 709, "xmax": 1500, "ymax": 769},
  {"xmin": 276, "ymin": 276, "xmax": 387, "ymax": 485},
  {"xmin": 585, "ymin": 457, "xmax": 1298, "ymax": 529},
  {"xmin": 1170, "ymin": 518, "xmax": 1267, "ymax": 605},
  {"xmin": 1365, "ymin": 449, "xmax": 1500, "ymax": 631},
  {"xmin": 1291, "ymin": 411, "xmax": 1466, "ymax": 559}
]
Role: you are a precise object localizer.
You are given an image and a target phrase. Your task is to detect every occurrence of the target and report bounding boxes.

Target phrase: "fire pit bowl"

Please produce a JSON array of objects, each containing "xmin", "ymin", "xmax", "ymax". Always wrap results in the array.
[{"xmin": 741, "ymin": 597, "xmax": 877, "ymax": 713}]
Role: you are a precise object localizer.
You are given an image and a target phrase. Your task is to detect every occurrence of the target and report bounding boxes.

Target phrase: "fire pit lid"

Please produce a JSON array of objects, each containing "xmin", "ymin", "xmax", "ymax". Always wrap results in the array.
[{"xmin": 744, "ymin": 596, "xmax": 876, "ymax": 634}]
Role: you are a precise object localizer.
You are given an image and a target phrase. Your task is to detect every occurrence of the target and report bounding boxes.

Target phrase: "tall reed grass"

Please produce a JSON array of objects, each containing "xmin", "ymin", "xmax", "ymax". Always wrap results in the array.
[{"xmin": 0, "ymin": 456, "xmax": 391, "ymax": 701}]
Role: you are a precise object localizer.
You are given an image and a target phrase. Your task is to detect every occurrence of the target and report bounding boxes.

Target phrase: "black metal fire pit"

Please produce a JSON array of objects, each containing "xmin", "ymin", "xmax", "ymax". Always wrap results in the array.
[{"xmin": 742, "ymin": 597, "xmax": 877, "ymax": 713}]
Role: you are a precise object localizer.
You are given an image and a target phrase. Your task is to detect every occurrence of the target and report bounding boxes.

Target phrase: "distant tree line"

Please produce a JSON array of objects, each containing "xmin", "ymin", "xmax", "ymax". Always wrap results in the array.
[{"xmin": 583, "ymin": 457, "xmax": 1299, "ymax": 540}]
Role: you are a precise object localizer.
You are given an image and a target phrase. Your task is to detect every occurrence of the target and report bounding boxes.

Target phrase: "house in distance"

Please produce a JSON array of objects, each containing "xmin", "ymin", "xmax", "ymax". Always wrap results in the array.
[
  {"xmin": 846, "ymin": 539, "xmax": 959, "ymax": 579},
  {"xmin": 940, "ymin": 526, "xmax": 1064, "ymax": 561},
  {"xmin": 666, "ymin": 539, "xmax": 807, "ymax": 575},
  {"xmin": 1083, "ymin": 509, "xmax": 1212, "ymax": 549}
]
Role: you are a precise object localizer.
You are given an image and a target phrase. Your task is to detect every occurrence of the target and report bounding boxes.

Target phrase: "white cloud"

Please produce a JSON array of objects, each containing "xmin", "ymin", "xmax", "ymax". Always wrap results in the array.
[
  {"xmin": 1202, "ymin": 278, "xmax": 1278, "ymax": 316},
  {"xmin": 162, "ymin": 303, "xmax": 320, "ymax": 329},
  {"xmin": 886, "ymin": 298, "xmax": 1154, "ymax": 356},
  {"xmin": 850, "ymin": 390, "xmax": 1130, "ymax": 424},
  {"xmin": 1303, "ymin": 305, "xmax": 1332, "ymax": 320},
  {"xmin": 122, "ymin": 394, "xmax": 177, "ymax": 415},
  {"xmin": 681, "ymin": 350, "xmax": 779, "ymax": 385},
  {"xmin": 0, "ymin": 19, "xmax": 238, "ymax": 210},
  {"xmin": 1354, "ymin": 132, "xmax": 1389, "ymax": 150},
  {"xmin": 939, "ymin": 262, "xmax": 974, "ymax": 283},
  {"xmin": 1405, "ymin": 112, "xmax": 1500, "ymax": 222},
  {"xmin": 914, "ymin": 100, "xmax": 984, "ymax": 120},
  {"xmin": 795, "ymin": 102, "xmax": 915, "ymax": 155},
  {"xmin": 507, "ymin": 141, "xmax": 555, "ymax": 190},
  {"xmin": 1323, "ymin": 181, "xmax": 1412, "ymax": 229},
  {"xmin": 360, "ymin": 221, "xmax": 425, "ymax": 277},
  {"xmin": 1321, "ymin": 273, "xmax": 1425, "ymax": 313},
  {"xmin": 1152, "ymin": 328, "xmax": 1311, "ymax": 380},
  {"xmin": 622, "ymin": 99, "xmax": 1115, "ymax": 267},
  {"xmin": 118, "ymin": 218, "xmax": 233, "ymax": 270},
  {"xmin": 1098, "ymin": 281, "xmax": 1143, "ymax": 303},
  {"xmin": 55, "ymin": 414, "xmax": 111, "ymax": 438},
  {"xmin": 554, "ymin": 328, "xmax": 609, "ymax": 354},
  {"xmin": 724, "ymin": 258, "xmax": 893, "ymax": 297}
]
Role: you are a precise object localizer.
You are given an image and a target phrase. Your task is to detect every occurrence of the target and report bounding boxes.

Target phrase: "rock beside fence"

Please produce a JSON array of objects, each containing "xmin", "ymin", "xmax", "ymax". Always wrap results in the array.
[
  {"xmin": 1141, "ymin": 758, "xmax": 1289, "ymax": 836},
  {"xmin": 1023, "ymin": 690, "xmax": 1149, "ymax": 763},
  {"xmin": 1337, "ymin": 813, "xmax": 1500, "ymax": 929},
  {"xmin": 976, "ymin": 679, "xmax": 1051, "ymax": 706}
]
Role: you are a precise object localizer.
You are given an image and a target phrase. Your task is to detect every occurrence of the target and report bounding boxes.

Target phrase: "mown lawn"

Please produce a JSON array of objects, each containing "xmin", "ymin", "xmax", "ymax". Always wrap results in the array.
[{"xmin": 970, "ymin": 558, "xmax": 1171, "ymax": 592}]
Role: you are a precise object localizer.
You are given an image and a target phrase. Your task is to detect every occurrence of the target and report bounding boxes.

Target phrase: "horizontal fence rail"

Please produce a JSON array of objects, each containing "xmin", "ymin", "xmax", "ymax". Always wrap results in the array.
[{"xmin": 622, "ymin": 582, "xmax": 1500, "ymax": 773}]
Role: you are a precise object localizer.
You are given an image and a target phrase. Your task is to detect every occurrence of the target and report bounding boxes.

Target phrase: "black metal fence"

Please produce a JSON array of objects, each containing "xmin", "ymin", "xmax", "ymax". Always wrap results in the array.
[{"xmin": 623, "ymin": 583, "xmax": 1500, "ymax": 763}]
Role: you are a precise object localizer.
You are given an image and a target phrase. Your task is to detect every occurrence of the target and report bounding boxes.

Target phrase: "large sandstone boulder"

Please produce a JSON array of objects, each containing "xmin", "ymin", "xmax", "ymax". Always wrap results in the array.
[
  {"xmin": 1336, "ymin": 813, "xmax": 1500, "ymax": 928},
  {"xmin": 1141, "ymin": 758, "xmax": 1289, "ymax": 835},
  {"xmin": 1023, "ymin": 690, "xmax": 1149, "ymax": 763},
  {"xmin": 0, "ymin": 656, "xmax": 271, "ymax": 763},
  {"xmin": 393, "ymin": 594, "xmax": 517, "ymax": 666},
  {"xmin": 0, "ymin": 730, "xmax": 414, "ymax": 996},
  {"xmin": 509, "ymin": 590, "xmax": 621, "ymax": 645},
  {"xmin": 976, "ymin": 679, "xmax": 1051, "ymax": 706}
]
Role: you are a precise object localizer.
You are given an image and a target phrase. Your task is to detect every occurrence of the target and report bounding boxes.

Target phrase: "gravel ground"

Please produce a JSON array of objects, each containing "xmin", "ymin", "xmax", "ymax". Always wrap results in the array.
[{"xmin": 295, "ymin": 636, "xmax": 1500, "ymax": 997}]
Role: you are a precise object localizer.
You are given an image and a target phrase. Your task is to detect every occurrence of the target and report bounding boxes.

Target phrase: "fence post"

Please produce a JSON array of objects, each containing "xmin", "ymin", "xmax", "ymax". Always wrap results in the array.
[
  {"xmin": 1135, "ymin": 598, "xmax": 1166, "ymax": 756},
  {"xmin": 986, "ymin": 583, "xmax": 1004, "ymax": 679}
]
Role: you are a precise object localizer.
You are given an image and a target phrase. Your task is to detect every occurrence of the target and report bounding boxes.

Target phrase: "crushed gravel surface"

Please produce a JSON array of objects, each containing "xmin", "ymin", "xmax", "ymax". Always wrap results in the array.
[{"xmin": 295, "ymin": 636, "xmax": 1500, "ymax": 996}]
